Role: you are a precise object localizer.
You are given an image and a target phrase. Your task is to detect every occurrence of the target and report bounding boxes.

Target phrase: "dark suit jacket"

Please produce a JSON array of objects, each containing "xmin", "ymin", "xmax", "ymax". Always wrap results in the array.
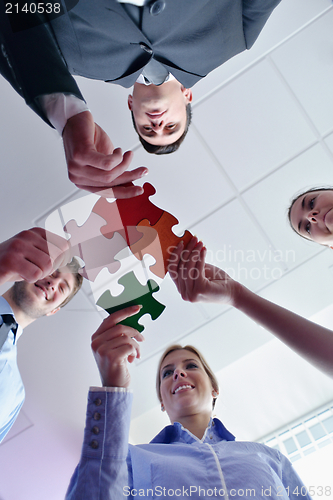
[{"xmin": 0, "ymin": 0, "xmax": 281, "ymax": 125}]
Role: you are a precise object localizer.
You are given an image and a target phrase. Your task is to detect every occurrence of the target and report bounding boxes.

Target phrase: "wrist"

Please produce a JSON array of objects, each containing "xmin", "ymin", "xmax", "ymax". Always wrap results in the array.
[{"xmin": 230, "ymin": 281, "xmax": 251, "ymax": 309}]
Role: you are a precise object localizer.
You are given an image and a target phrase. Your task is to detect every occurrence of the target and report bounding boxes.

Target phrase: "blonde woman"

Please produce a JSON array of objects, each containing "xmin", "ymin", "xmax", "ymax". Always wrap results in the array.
[{"xmin": 66, "ymin": 304, "xmax": 309, "ymax": 499}]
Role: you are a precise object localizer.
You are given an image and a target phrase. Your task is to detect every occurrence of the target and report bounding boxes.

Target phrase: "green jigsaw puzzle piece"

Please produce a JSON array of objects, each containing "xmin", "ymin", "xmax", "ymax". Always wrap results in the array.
[{"xmin": 96, "ymin": 271, "xmax": 165, "ymax": 333}]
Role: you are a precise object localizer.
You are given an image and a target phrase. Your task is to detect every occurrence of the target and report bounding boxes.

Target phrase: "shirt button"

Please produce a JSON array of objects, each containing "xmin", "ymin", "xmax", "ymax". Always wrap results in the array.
[
  {"xmin": 93, "ymin": 412, "xmax": 101, "ymax": 421},
  {"xmin": 139, "ymin": 42, "xmax": 153, "ymax": 54},
  {"xmin": 150, "ymin": 0, "xmax": 166, "ymax": 16},
  {"xmin": 94, "ymin": 398, "xmax": 102, "ymax": 406},
  {"xmin": 92, "ymin": 426, "xmax": 100, "ymax": 435},
  {"xmin": 210, "ymin": 435, "xmax": 213, "ymax": 439},
  {"xmin": 90, "ymin": 440, "xmax": 99, "ymax": 449}
]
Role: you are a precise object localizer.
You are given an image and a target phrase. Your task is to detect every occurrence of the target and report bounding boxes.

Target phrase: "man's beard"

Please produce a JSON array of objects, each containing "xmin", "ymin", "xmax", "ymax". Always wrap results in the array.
[{"xmin": 11, "ymin": 282, "xmax": 49, "ymax": 320}]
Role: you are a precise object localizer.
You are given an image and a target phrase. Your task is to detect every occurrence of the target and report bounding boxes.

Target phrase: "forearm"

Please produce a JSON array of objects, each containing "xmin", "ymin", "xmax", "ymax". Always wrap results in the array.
[
  {"xmin": 66, "ymin": 388, "xmax": 132, "ymax": 500},
  {"xmin": 0, "ymin": 9, "xmax": 83, "ymax": 125},
  {"xmin": 232, "ymin": 284, "xmax": 333, "ymax": 377},
  {"xmin": 39, "ymin": 94, "xmax": 89, "ymax": 134}
]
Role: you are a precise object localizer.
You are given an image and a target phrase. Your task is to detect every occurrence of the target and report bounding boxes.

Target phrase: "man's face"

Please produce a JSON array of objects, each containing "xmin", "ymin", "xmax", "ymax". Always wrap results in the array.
[
  {"xmin": 11, "ymin": 269, "xmax": 77, "ymax": 320},
  {"xmin": 128, "ymin": 80, "xmax": 192, "ymax": 146}
]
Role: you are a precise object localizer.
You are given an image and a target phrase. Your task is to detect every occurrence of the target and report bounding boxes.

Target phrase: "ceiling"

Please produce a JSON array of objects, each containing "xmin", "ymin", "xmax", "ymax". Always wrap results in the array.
[{"xmin": 1, "ymin": 1, "xmax": 333, "ymax": 499}]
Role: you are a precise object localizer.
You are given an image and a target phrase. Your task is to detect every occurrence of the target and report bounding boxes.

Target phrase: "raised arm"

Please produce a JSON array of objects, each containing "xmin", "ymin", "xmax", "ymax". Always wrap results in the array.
[
  {"xmin": 66, "ymin": 306, "xmax": 144, "ymax": 500},
  {"xmin": 0, "ymin": 9, "xmax": 147, "ymax": 198},
  {"xmin": 169, "ymin": 237, "xmax": 333, "ymax": 378}
]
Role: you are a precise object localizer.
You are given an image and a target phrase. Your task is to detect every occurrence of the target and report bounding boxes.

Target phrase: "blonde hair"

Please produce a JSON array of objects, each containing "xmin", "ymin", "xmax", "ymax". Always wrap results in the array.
[{"xmin": 156, "ymin": 345, "xmax": 219, "ymax": 409}]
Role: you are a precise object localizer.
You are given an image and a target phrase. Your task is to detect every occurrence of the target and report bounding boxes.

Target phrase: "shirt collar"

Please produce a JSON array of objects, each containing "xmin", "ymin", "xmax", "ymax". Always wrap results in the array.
[
  {"xmin": 150, "ymin": 417, "xmax": 235, "ymax": 445},
  {"xmin": 136, "ymin": 72, "xmax": 175, "ymax": 86},
  {"xmin": 0, "ymin": 296, "xmax": 23, "ymax": 341}
]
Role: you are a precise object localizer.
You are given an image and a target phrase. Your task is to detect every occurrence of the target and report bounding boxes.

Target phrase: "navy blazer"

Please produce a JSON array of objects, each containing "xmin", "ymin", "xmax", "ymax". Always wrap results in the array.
[{"xmin": 0, "ymin": 0, "xmax": 281, "ymax": 125}]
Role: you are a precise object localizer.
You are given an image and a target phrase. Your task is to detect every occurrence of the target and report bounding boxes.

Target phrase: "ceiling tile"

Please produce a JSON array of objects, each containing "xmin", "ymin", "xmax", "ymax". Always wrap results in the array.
[
  {"xmin": 214, "ymin": 339, "xmax": 333, "ymax": 442},
  {"xmin": 260, "ymin": 250, "xmax": 333, "ymax": 318},
  {"xmin": 324, "ymin": 132, "xmax": 333, "ymax": 155},
  {"xmin": 193, "ymin": 59, "xmax": 316, "ymax": 190},
  {"xmin": 0, "ymin": 78, "xmax": 76, "ymax": 240},
  {"xmin": 193, "ymin": 0, "xmax": 332, "ymax": 103},
  {"xmin": 131, "ymin": 129, "xmax": 236, "ymax": 231},
  {"xmin": 270, "ymin": 9, "xmax": 333, "ymax": 135},
  {"xmin": 191, "ymin": 198, "xmax": 287, "ymax": 295}
]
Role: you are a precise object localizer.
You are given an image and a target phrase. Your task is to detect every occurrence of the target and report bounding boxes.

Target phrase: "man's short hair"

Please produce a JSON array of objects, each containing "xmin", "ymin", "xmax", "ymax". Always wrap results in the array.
[
  {"xmin": 131, "ymin": 103, "xmax": 192, "ymax": 155},
  {"xmin": 58, "ymin": 258, "xmax": 83, "ymax": 308}
]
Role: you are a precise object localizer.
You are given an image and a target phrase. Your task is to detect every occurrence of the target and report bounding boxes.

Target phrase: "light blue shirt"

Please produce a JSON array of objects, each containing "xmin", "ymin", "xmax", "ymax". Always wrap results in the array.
[
  {"xmin": 0, "ymin": 296, "xmax": 24, "ymax": 443},
  {"xmin": 66, "ymin": 390, "xmax": 311, "ymax": 500}
]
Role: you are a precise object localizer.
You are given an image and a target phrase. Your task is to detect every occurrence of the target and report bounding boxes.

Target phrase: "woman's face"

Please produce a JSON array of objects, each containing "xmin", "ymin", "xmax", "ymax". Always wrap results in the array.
[
  {"xmin": 159, "ymin": 349, "xmax": 215, "ymax": 423},
  {"xmin": 290, "ymin": 189, "xmax": 333, "ymax": 245}
]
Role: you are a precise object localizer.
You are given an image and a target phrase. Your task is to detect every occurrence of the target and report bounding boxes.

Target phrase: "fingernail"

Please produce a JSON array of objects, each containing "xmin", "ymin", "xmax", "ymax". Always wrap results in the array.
[{"xmin": 141, "ymin": 168, "xmax": 149, "ymax": 176}]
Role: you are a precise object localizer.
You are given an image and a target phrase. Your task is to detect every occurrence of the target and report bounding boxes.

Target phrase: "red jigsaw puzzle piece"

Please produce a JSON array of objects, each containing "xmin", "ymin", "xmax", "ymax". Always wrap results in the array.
[
  {"xmin": 130, "ymin": 212, "xmax": 193, "ymax": 278},
  {"xmin": 92, "ymin": 183, "xmax": 164, "ymax": 246}
]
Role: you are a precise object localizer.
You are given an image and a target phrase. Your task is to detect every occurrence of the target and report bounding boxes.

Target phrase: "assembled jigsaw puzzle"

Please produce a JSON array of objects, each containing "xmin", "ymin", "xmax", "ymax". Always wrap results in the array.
[{"xmin": 61, "ymin": 182, "xmax": 193, "ymax": 332}]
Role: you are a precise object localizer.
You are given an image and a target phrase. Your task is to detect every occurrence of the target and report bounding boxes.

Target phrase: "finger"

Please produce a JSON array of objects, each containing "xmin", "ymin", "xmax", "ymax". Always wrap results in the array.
[
  {"xmin": 167, "ymin": 241, "xmax": 184, "ymax": 281},
  {"xmin": 106, "ymin": 184, "xmax": 144, "ymax": 199},
  {"xmin": 178, "ymin": 236, "xmax": 198, "ymax": 281},
  {"xmin": 93, "ymin": 322, "xmax": 144, "ymax": 345},
  {"xmin": 177, "ymin": 238, "xmax": 201, "ymax": 300},
  {"xmin": 67, "ymin": 150, "xmax": 133, "ymax": 187},
  {"xmin": 184, "ymin": 241, "xmax": 204, "ymax": 297},
  {"xmin": 74, "ymin": 183, "xmax": 145, "ymax": 199},
  {"xmin": 33, "ymin": 231, "xmax": 70, "ymax": 277},
  {"xmin": 42, "ymin": 229, "xmax": 70, "ymax": 254},
  {"xmin": 75, "ymin": 147, "xmax": 125, "ymax": 171},
  {"xmin": 13, "ymin": 248, "xmax": 56, "ymax": 282},
  {"xmin": 11, "ymin": 258, "xmax": 47, "ymax": 283},
  {"xmin": 84, "ymin": 148, "xmax": 132, "ymax": 174},
  {"xmin": 69, "ymin": 163, "xmax": 126, "ymax": 188},
  {"xmin": 198, "ymin": 247, "xmax": 207, "ymax": 280},
  {"xmin": 109, "ymin": 166, "xmax": 148, "ymax": 185},
  {"xmin": 92, "ymin": 305, "xmax": 142, "ymax": 340},
  {"xmin": 96, "ymin": 149, "xmax": 133, "ymax": 181},
  {"xmin": 104, "ymin": 334, "xmax": 142, "ymax": 359}
]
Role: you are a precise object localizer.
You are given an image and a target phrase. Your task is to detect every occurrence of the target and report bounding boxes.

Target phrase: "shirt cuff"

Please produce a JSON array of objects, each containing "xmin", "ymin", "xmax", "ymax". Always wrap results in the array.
[
  {"xmin": 90, "ymin": 386, "xmax": 133, "ymax": 393},
  {"xmin": 38, "ymin": 93, "xmax": 89, "ymax": 135}
]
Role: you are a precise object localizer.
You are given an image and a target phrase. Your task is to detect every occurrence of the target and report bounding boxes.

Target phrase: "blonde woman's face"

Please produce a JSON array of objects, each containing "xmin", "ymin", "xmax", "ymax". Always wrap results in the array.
[{"xmin": 159, "ymin": 349, "xmax": 214, "ymax": 423}]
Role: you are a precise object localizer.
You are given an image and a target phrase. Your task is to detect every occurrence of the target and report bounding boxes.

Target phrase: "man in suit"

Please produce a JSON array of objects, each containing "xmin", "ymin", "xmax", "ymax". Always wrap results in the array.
[
  {"xmin": 0, "ymin": 0, "xmax": 281, "ymax": 194},
  {"xmin": 0, "ymin": 227, "xmax": 83, "ymax": 442}
]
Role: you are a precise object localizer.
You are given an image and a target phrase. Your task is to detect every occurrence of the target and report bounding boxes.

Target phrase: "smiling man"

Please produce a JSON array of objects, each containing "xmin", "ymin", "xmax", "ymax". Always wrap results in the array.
[
  {"xmin": 0, "ymin": 228, "xmax": 83, "ymax": 442},
  {"xmin": 0, "ymin": 0, "xmax": 281, "ymax": 192}
]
